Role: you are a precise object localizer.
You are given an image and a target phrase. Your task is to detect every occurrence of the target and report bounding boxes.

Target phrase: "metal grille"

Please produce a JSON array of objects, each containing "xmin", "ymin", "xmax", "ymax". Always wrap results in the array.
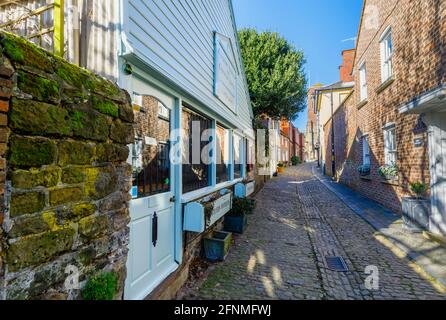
[
  {"xmin": 325, "ymin": 256, "xmax": 349, "ymax": 272},
  {"xmin": 135, "ymin": 142, "xmax": 170, "ymax": 197}
]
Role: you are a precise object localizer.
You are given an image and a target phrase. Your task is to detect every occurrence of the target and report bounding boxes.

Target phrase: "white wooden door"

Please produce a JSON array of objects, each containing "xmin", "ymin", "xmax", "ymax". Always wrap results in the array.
[
  {"xmin": 428, "ymin": 113, "xmax": 446, "ymax": 236},
  {"xmin": 124, "ymin": 94, "xmax": 178, "ymax": 300}
]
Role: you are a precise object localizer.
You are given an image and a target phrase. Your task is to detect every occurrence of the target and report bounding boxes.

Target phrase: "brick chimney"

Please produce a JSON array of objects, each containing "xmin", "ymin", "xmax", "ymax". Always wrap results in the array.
[{"xmin": 340, "ymin": 49, "xmax": 355, "ymax": 83}]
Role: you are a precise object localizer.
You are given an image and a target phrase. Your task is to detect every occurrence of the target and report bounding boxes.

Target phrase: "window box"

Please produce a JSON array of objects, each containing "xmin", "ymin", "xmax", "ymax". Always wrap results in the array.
[
  {"xmin": 183, "ymin": 189, "xmax": 233, "ymax": 233},
  {"xmin": 203, "ymin": 231, "xmax": 232, "ymax": 261},
  {"xmin": 234, "ymin": 180, "xmax": 255, "ymax": 198}
]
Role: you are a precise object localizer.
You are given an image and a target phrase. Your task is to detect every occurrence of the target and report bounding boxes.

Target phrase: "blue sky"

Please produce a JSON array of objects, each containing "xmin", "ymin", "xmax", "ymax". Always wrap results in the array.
[{"xmin": 233, "ymin": 0, "xmax": 364, "ymax": 132}]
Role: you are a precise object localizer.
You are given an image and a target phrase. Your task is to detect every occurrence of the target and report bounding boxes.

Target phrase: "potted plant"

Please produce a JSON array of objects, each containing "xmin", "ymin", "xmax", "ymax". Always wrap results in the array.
[
  {"xmin": 291, "ymin": 156, "xmax": 300, "ymax": 166},
  {"xmin": 357, "ymin": 164, "xmax": 371, "ymax": 177},
  {"xmin": 378, "ymin": 162, "xmax": 398, "ymax": 181},
  {"xmin": 203, "ymin": 231, "xmax": 232, "ymax": 261},
  {"xmin": 277, "ymin": 162, "xmax": 285, "ymax": 173},
  {"xmin": 224, "ymin": 197, "xmax": 254, "ymax": 234},
  {"xmin": 402, "ymin": 182, "xmax": 431, "ymax": 233}
]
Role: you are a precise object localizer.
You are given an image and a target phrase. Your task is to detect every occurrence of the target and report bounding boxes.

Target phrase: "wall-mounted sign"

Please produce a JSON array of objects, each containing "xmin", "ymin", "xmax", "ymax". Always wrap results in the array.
[
  {"xmin": 145, "ymin": 136, "xmax": 157, "ymax": 146},
  {"xmin": 414, "ymin": 138, "xmax": 424, "ymax": 148},
  {"xmin": 213, "ymin": 32, "xmax": 237, "ymax": 113}
]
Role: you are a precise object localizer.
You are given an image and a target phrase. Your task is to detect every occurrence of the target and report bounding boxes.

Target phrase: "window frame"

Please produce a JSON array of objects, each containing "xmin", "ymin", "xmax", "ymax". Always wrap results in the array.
[
  {"xmin": 362, "ymin": 134, "xmax": 370, "ymax": 166},
  {"xmin": 181, "ymin": 105, "xmax": 213, "ymax": 195},
  {"xmin": 383, "ymin": 123, "xmax": 397, "ymax": 166},
  {"xmin": 380, "ymin": 27, "xmax": 393, "ymax": 83},
  {"xmin": 359, "ymin": 61, "xmax": 368, "ymax": 102}
]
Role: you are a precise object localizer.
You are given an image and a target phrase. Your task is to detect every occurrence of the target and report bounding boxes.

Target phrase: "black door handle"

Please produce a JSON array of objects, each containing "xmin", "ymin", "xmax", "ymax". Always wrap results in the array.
[{"xmin": 152, "ymin": 212, "xmax": 158, "ymax": 247}]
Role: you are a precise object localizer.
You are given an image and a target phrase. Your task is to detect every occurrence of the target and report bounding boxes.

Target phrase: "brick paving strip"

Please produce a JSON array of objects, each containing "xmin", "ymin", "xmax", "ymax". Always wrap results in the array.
[
  {"xmin": 313, "ymin": 165, "xmax": 446, "ymax": 289},
  {"xmin": 179, "ymin": 164, "xmax": 446, "ymax": 300}
]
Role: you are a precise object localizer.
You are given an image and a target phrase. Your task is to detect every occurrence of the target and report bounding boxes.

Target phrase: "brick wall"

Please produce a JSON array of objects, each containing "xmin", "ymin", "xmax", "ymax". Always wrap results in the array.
[
  {"xmin": 0, "ymin": 32, "xmax": 134, "ymax": 300},
  {"xmin": 333, "ymin": 0, "xmax": 446, "ymax": 213},
  {"xmin": 340, "ymin": 49, "xmax": 355, "ymax": 83}
]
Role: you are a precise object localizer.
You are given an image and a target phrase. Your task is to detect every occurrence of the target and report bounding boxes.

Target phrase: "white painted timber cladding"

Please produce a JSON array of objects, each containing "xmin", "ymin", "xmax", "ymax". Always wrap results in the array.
[
  {"xmin": 122, "ymin": 0, "xmax": 253, "ymax": 132},
  {"xmin": 0, "ymin": 0, "xmax": 120, "ymax": 82}
]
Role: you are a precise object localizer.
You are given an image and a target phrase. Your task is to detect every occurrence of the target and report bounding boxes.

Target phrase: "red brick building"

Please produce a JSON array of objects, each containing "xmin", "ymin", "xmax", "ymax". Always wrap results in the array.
[{"xmin": 330, "ymin": 0, "xmax": 446, "ymax": 236}]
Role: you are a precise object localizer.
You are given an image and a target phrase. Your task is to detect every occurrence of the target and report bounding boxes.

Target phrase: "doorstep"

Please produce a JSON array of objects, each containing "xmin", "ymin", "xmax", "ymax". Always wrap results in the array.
[{"xmin": 313, "ymin": 166, "xmax": 446, "ymax": 290}]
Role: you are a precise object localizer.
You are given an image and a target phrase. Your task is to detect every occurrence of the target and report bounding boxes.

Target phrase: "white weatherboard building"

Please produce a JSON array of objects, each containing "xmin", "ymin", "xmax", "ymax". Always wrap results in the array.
[{"xmin": 1, "ymin": 0, "xmax": 255, "ymax": 299}]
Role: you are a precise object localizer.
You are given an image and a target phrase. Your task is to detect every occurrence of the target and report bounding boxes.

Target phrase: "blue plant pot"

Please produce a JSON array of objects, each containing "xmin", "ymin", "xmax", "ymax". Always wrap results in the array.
[
  {"xmin": 203, "ymin": 231, "xmax": 232, "ymax": 261},
  {"xmin": 224, "ymin": 214, "xmax": 247, "ymax": 234}
]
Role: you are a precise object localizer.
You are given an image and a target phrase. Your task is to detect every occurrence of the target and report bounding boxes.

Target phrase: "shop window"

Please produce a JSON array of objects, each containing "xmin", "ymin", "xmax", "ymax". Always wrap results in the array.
[
  {"xmin": 182, "ymin": 107, "xmax": 212, "ymax": 194},
  {"xmin": 246, "ymin": 138, "xmax": 255, "ymax": 180},
  {"xmin": 216, "ymin": 125, "xmax": 230, "ymax": 184},
  {"xmin": 233, "ymin": 133, "xmax": 243, "ymax": 179},
  {"xmin": 131, "ymin": 95, "xmax": 171, "ymax": 198}
]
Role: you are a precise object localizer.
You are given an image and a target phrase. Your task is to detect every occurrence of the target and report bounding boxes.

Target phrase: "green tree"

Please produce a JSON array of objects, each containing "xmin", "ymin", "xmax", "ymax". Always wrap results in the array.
[{"xmin": 238, "ymin": 29, "xmax": 307, "ymax": 120}]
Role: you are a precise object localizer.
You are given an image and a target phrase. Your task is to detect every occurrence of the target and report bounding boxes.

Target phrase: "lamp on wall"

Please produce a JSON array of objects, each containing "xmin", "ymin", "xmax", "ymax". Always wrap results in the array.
[{"xmin": 413, "ymin": 114, "xmax": 428, "ymax": 135}]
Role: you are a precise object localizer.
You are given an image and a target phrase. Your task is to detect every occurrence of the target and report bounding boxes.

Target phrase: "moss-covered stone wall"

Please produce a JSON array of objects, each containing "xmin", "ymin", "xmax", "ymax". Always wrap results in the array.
[{"xmin": 0, "ymin": 32, "xmax": 134, "ymax": 300}]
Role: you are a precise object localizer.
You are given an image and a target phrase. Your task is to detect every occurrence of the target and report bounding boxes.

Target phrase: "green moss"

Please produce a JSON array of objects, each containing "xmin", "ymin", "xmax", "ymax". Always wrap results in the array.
[
  {"xmin": 68, "ymin": 108, "xmax": 111, "ymax": 142},
  {"xmin": 11, "ymin": 166, "xmax": 61, "ymax": 189},
  {"xmin": 2, "ymin": 37, "xmax": 24, "ymax": 63},
  {"xmin": 10, "ymin": 98, "xmax": 71, "ymax": 137},
  {"xmin": 49, "ymin": 187, "xmax": 83, "ymax": 207},
  {"xmin": 96, "ymin": 143, "xmax": 129, "ymax": 163},
  {"xmin": 58, "ymin": 140, "xmax": 95, "ymax": 166},
  {"xmin": 110, "ymin": 120, "xmax": 134, "ymax": 144},
  {"xmin": 82, "ymin": 272, "xmax": 117, "ymax": 300},
  {"xmin": 91, "ymin": 96, "xmax": 119, "ymax": 118},
  {"xmin": 6, "ymin": 228, "xmax": 75, "ymax": 272},
  {"xmin": 84, "ymin": 166, "xmax": 117, "ymax": 200},
  {"xmin": 10, "ymin": 191, "xmax": 46, "ymax": 217},
  {"xmin": 17, "ymin": 71, "xmax": 60, "ymax": 102},
  {"xmin": 0, "ymin": 32, "xmax": 53, "ymax": 72},
  {"xmin": 9, "ymin": 212, "xmax": 51, "ymax": 238},
  {"xmin": 78, "ymin": 214, "xmax": 110, "ymax": 240},
  {"xmin": 9, "ymin": 136, "xmax": 57, "ymax": 168},
  {"xmin": 62, "ymin": 166, "xmax": 86, "ymax": 184}
]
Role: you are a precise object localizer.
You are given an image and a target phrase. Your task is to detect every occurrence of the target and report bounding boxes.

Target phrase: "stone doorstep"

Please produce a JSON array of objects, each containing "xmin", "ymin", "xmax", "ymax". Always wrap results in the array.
[{"xmin": 313, "ymin": 166, "xmax": 446, "ymax": 291}]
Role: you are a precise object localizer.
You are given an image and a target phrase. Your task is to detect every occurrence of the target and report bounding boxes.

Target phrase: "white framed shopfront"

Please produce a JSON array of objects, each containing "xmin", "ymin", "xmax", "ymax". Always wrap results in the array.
[{"xmin": 120, "ymin": 61, "xmax": 253, "ymax": 298}]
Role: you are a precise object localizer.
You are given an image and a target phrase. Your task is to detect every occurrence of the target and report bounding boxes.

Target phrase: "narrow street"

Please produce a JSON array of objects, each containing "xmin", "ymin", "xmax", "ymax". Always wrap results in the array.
[{"xmin": 183, "ymin": 164, "xmax": 446, "ymax": 300}]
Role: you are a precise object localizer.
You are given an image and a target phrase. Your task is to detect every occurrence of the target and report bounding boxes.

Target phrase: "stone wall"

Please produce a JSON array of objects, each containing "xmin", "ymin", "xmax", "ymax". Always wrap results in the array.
[{"xmin": 0, "ymin": 32, "xmax": 134, "ymax": 300}]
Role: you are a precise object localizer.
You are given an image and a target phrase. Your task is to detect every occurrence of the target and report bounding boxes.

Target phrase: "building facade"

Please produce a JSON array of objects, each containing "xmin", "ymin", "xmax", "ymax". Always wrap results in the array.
[
  {"xmin": 330, "ymin": 0, "xmax": 446, "ymax": 236},
  {"xmin": 0, "ymin": 0, "xmax": 256, "ymax": 300}
]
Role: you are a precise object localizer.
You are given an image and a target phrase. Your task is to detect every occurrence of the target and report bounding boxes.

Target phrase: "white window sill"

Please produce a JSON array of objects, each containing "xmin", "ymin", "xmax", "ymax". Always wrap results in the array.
[{"xmin": 181, "ymin": 178, "xmax": 243, "ymax": 203}]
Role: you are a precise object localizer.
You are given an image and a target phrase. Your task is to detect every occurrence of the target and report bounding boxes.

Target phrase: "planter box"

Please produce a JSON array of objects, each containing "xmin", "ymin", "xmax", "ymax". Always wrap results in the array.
[
  {"xmin": 183, "ymin": 191, "xmax": 232, "ymax": 233},
  {"xmin": 224, "ymin": 214, "xmax": 247, "ymax": 234},
  {"xmin": 402, "ymin": 197, "xmax": 431, "ymax": 232},
  {"xmin": 203, "ymin": 231, "xmax": 232, "ymax": 261},
  {"xmin": 234, "ymin": 181, "xmax": 255, "ymax": 198},
  {"xmin": 277, "ymin": 167, "xmax": 285, "ymax": 173}
]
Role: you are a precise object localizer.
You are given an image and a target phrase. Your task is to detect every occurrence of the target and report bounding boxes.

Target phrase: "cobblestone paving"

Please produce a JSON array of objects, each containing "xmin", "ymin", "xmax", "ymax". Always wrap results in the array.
[{"xmin": 184, "ymin": 164, "xmax": 446, "ymax": 300}]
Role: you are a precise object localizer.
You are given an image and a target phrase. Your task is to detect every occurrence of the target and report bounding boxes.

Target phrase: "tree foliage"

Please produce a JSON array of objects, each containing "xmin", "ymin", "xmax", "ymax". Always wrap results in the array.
[{"xmin": 238, "ymin": 29, "xmax": 307, "ymax": 120}]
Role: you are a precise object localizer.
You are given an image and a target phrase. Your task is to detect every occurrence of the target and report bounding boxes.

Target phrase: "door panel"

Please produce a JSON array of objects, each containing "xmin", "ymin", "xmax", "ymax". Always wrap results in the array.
[
  {"xmin": 428, "ymin": 113, "xmax": 446, "ymax": 236},
  {"xmin": 124, "ymin": 93, "xmax": 178, "ymax": 300}
]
